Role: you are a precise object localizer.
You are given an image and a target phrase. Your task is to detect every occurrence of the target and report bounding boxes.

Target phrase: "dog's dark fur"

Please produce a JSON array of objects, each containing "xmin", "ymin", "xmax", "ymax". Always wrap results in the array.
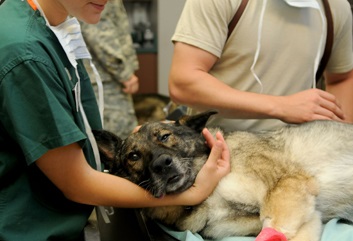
[{"xmin": 93, "ymin": 111, "xmax": 353, "ymax": 241}]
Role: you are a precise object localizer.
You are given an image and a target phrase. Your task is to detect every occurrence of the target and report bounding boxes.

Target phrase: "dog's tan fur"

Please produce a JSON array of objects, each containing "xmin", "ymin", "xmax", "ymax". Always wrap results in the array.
[{"xmin": 94, "ymin": 111, "xmax": 353, "ymax": 241}]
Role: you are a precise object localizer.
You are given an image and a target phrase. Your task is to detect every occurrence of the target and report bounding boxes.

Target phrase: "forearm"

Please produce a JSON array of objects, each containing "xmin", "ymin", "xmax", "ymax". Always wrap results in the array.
[
  {"xmin": 68, "ymin": 146, "xmax": 228, "ymax": 208},
  {"xmin": 36, "ymin": 136, "xmax": 229, "ymax": 208},
  {"xmin": 169, "ymin": 68, "xmax": 345, "ymax": 124},
  {"xmin": 68, "ymin": 168, "xmax": 190, "ymax": 208},
  {"xmin": 169, "ymin": 69, "xmax": 280, "ymax": 120},
  {"xmin": 36, "ymin": 143, "xmax": 196, "ymax": 208}
]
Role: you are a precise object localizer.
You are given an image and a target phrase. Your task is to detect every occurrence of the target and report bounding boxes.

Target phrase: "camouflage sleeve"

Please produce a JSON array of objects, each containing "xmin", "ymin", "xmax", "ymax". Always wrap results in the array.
[{"xmin": 81, "ymin": 0, "xmax": 139, "ymax": 82}]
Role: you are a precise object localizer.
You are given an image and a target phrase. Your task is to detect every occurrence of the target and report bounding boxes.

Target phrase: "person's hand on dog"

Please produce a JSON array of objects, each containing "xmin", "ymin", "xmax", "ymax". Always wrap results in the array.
[
  {"xmin": 275, "ymin": 88, "xmax": 345, "ymax": 123},
  {"xmin": 175, "ymin": 128, "xmax": 230, "ymax": 205}
]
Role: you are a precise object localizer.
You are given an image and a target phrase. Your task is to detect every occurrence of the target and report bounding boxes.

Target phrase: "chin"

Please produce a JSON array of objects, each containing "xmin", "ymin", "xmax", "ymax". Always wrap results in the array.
[{"xmin": 79, "ymin": 13, "xmax": 102, "ymax": 24}]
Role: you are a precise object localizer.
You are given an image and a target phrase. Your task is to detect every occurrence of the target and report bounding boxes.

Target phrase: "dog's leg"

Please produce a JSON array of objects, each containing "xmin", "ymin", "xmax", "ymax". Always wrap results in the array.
[
  {"xmin": 176, "ymin": 201, "xmax": 262, "ymax": 239},
  {"xmin": 259, "ymin": 174, "xmax": 320, "ymax": 241},
  {"xmin": 200, "ymin": 215, "xmax": 262, "ymax": 239},
  {"xmin": 287, "ymin": 210, "xmax": 322, "ymax": 241}
]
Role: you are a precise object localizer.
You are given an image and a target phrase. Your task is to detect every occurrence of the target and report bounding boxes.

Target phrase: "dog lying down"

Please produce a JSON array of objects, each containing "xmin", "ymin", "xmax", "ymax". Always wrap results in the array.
[{"xmin": 93, "ymin": 111, "xmax": 353, "ymax": 241}]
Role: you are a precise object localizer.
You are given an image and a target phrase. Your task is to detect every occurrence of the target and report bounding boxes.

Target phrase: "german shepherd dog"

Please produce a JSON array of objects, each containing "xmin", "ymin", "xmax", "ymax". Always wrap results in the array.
[{"xmin": 93, "ymin": 111, "xmax": 353, "ymax": 241}]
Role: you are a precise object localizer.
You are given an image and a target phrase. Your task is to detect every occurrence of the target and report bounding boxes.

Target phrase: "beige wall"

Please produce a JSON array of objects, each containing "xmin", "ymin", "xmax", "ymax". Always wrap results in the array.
[{"xmin": 157, "ymin": 0, "xmax": 185, "ymax": 96}]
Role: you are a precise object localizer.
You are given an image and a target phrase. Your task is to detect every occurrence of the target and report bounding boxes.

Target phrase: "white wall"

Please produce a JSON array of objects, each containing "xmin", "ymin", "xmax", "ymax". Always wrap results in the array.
[{"xmin": 157, "ymin": 0, "xmax": 185, "ymax": 96}]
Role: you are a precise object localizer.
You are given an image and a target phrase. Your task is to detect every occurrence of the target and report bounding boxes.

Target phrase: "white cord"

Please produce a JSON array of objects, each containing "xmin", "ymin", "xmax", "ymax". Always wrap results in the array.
[{"xmin": 250, "ymin": 0, "xmax": 267, "ymax": 93}]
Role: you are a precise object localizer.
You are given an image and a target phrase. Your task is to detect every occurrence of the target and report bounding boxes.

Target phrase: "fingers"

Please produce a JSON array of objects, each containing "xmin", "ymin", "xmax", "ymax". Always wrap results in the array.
[
  {"xmin": 282, "ymin": 89, "xmax": 346, "ymax": 123},
  {"xmin": 122, "ymin": 74, "xmax": 139, "ymax": 94},
  {"xmin": 132, "ymin": 125, "xmax": 141, "ymax": 133},
  {"xmin": 202, "ymin": 128, "xmax": 216, "ymax": 147},
  {"xmin": 207, "ymin": 140, "xmax": 223, "ymax": 164},
  {"xmin": 313, "ymin": 108, "xmax": 343, "ymax": 122},
  {"xmin": 180, "ymin": 129, "xmax": 230, "ymax": 205},
  {"xmin": 215, "ymin": 131, "xmax": 230, "ymax": 162},
  {"xmin": 317, "ymin": 91, "xmax": 345, "ymax": 121},
  {"xmin": 203, "ymin": 128, "xmax": 230, "ymax": 175}
]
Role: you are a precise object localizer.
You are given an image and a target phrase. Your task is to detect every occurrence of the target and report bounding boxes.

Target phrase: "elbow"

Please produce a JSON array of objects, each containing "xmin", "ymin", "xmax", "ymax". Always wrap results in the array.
[
  {"xmin": 62, "ymin": 187, "xmax": 98, "ymax": 206},
  {"xmin": 169, "ymin": 85, "xmax": 183, "ymax": 105},
  {"xmin": 61, "ymin": 187, "xmax": 87, "ymax": 204},
  {"xmin": 58, "ymin": 173, "xmax": 97, "ymax": 205},
  {"xmin": 168, "ymin": 75, "xmax": 189, "ymax": 105}
]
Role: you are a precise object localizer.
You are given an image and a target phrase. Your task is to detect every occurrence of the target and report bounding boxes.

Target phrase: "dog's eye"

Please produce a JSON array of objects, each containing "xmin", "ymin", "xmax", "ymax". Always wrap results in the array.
[
  {"xmin": 128, "ymin": 152, "xmax": 141, "ymax": 161},
  {"xmin": 158, "ymin": 133, "xmax": 170, "ymax": 142}
]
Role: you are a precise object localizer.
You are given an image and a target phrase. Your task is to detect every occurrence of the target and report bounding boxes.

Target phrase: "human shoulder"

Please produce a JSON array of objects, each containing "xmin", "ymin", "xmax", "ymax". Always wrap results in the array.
[
  {"xmin": 181, "ymin": 0, "xmax": 243, "ymax": 23},
  {"xmin": 173, "ymin": 0, "xmax": 244, "ymax": 58},
  {"xmin": 325, "ymin": 0, "xmax": 353, "ymax": 73},
  {"xmin": 328, "ymin": 0, "xmax": 352, "ymax": 24},
  {"xmin": 0, "ymin": 2, "xmax": 65, "ymax": 80},
  {"xmin": 0, "ymin": 37, "xmax": 65, "ymax": 83},
  {"xmin": 328, "ymin": 0, "xmax": 351, "ymax": 10}
]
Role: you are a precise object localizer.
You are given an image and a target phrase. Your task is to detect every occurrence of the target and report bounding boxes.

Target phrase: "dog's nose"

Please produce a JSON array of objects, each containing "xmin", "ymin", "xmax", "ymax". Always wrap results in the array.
[{"xmin": 151, "ymin": 154, "xmax": 173, "ymax": 174}]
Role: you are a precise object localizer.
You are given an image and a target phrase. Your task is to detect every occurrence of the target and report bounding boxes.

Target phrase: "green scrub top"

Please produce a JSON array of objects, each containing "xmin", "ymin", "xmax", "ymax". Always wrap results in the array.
[{"xmin": 0, "ymin": 0, "xmax": 102, "ymax": 240}]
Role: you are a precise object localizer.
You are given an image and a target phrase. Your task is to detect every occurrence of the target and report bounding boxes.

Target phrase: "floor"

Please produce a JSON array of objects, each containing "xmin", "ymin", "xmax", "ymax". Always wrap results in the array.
[{"xmin": 84, "ymin": 211, "xmax": 101, "ymax": 241}]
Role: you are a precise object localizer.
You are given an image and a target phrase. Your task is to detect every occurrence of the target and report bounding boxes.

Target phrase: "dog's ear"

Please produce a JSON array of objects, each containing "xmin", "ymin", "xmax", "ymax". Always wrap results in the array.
[
  {"xmin": 176, "ymin": 110, "xmax": 218, "ymax": 132},
  {"xmin": 92, "ymin": 129, "xmax": 123, "ymax": 172}
]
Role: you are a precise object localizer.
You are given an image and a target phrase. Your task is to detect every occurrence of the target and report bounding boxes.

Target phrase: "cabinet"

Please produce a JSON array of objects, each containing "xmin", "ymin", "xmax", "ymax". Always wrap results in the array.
[
  {"xmin": 135, "ymin": 53, "xmax": 157, "ymax": 93},
  {"xmin": 123, "ymin": 0, "xmax": 158, "ymax": 94},
  {"xmin": 123, "ymin": 0, "xmax": 186, "ymax": 95}
]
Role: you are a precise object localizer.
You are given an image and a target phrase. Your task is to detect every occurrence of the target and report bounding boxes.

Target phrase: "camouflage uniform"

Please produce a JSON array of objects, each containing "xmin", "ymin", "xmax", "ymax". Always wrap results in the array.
[{"xmin": 82, "ymin": 0, "xmax": 139, "ymax": 138}]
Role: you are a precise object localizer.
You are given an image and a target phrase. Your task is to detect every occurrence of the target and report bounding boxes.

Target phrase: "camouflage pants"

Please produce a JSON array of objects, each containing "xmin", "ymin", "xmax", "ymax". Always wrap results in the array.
[{"xmin": 93, "ymin": 81, "xmax": 138, "ymax": 139}]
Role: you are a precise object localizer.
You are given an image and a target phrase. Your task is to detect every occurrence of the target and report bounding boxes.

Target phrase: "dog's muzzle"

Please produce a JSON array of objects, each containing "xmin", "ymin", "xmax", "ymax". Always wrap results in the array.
[{"xmin": 149, "ymin": 154, "xmax": 186, "ymax": 197}]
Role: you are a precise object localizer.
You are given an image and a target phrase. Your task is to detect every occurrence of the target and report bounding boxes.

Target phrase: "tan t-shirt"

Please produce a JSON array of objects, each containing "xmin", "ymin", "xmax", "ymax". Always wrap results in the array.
[{"xmin": 172, "ymin": 0, "xmax": 353, "ymax": 131}]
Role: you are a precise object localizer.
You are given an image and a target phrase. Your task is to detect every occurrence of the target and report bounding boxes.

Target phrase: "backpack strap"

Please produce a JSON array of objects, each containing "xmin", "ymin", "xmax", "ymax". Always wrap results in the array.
[
  {"xmin": 316, "ymin": 0, "xmax": 334, "ymax": 83},
  {"xmin": 227, "ymin": 0, "xmax": 334, "ymax": 85},
  {"xmin": 227, "ymin": 0, "xmax": 249, "ymax": 40}
]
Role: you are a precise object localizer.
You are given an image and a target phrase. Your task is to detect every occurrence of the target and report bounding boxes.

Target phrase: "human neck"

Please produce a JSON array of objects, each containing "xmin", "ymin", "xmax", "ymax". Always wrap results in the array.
[{"xmin": 36, "ymin": 0, "xmax": 68, "ymax": 26}]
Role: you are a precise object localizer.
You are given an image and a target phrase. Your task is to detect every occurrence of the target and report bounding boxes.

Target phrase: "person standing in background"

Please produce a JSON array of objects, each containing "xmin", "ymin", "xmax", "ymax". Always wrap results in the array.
[{"xmin": 82, "ymin": 0, "xmax": 139, "ymax": 139}]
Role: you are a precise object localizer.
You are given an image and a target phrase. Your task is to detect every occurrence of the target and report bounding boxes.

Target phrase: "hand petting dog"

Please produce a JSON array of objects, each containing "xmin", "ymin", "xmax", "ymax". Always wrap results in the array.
[{"xmin": 182, "ymin": 128, "xmax": 231, "ymax": 205}]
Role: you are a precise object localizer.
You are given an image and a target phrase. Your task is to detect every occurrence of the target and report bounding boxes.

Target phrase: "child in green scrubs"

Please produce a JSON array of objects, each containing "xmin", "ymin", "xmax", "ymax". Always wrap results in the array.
[{"xmin": 0, "ymin": 0, "xmax": 230, "ymax": 240}]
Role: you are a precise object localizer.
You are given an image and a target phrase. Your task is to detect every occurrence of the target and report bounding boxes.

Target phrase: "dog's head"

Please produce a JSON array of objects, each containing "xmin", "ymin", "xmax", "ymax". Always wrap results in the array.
[{"xmin": 93, "ymin": 111, "xmax": 217, "ymax": 198}]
